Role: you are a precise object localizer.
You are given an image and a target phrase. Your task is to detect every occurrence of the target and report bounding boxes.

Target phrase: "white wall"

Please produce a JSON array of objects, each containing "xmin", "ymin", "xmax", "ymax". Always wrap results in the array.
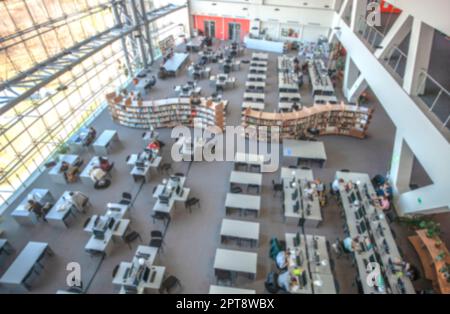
[
  {"xmin": 189, "ymin": 0, "xmax": 335, "ymax": 41},
  {"xmin": 387, "ymin": 0, "xmax": 450, "ymax": 35}
]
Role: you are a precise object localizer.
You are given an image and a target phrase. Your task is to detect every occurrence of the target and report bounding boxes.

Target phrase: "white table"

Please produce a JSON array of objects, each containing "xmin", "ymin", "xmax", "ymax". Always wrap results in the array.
[
  {"xmin": 242, "ymin": 102, "xmax": 265, "ymax": 111},
  {"xmin": 0, "ymin": 242, "xmax": 52, "ymax": 291},
  {"xmin": 48, "ymin": 154, "xmax": 80, "ymax": 184},
  {"xmin": 230, "ymin": 171, "xmax": 262, "ymax": 187},
  {"xmin": 11, "ymin": 189, "xmax": 54, "ymax": 225},
  {"xmin": 283, "ymin": 139, "xmax": 327, "ymax": 168},
  {"xmin": 80, "ymin": 156, "xmax": 101, "ymax": 185},
  {"xmin": 225, "ymin": 193, "xmax": 261, "ymax": 217},
  {"xmin": 244, "ymin": 36, "xmax": 284, "ymax": 53},
  {"xmin": 209, "ymin": 285, "xmax": 256, "ymax": 294},
  {"xmin": 45, "ymin": 191, "xmax": 76, "ymax": 228},
  {"xmin": 234, "ymin": 152, "xmax": 267, "ymax": 172},
  {"xmin": 214, "ymin": 248, "xmax": 257, "ymax": 279},
  {"xmin": 152, "ymin": 177, "xmax": 190, "ymax": 214},
  {"xmin": 67, "ymin": 127, "xmax": 89, "ymax": 153},
  {"xmin": 252, "ymin": 52, "xmax": 269, "ymax": 61},
  {"xmin": 93, "ymin": 130, "xmax": 119, "ymax": 155},
  {"xmin": 220, "ymin": 219, "xmax": 260, "ymax": 247},
  {"xmin": 163, "ymin": 53, "xmax": 189, "ymax": 75}
]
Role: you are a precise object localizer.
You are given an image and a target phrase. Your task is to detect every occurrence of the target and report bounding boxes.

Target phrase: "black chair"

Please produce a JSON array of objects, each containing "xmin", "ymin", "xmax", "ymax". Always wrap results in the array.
[
  {"xmin": 247, "ymin": 184, "xmax": 260, "ymax": 194},
  {"xmin": 340, "ymin": 169, "xmax": 350, "ymax": 173},
  {"xmin": 159, "ymin": 275, "xmax": 181, "ymax": 294},
  {"xmin": 185, "ymin": 197, "xmax": 200, "ymax": 213},
  {"xmin": 151, "ymin": 212, "xmax": 170, "ymax": 225},
  {"xmin": 83, "ymin": 217, "xmax": 91, "ymax": 229},
  {"xmin": 149, "ymin": 238, "xmax": 164, "ymax": 253},
  {"xmin": 112, "ymin": 264, "xmax": 120, "ymax": 278},
  {"xmin": 174, "ymin": 172, "xmax": 185, "ymax": 177},
  {"xmin": 126, "ymin": 155, "xmax": 131, "ymax": 163},
  {"xmin": 288, "ymin": 165, "xmax": 297, "ymax": 169},
  {"xmin": 124, "ymin": 231, "xmax": 142, "ymax": 249},
  {"xmin": 249, "ymin": 164, "xmax": 261, "ymax": 173},
  {"xmin": 235, "ymin": 162, "xmax": 247, "ymax": 171},
  {"xmin": 231, "ymin": 186, "xmax": 243, "ymax": 194},
  {"xmin": 272, "ymin": 180, "xmax": 283, "ymax": 197},
  {"xmin": 334, "ymin": 279, "xmax": 340, "ymax": 294},
  {"xmin": 159, "ymin": 163, "xmax": 172, "ymax": 174},
  {"xmin": 301, "ymin": 166, "xmax": 310, "ymax": 170},
  {"xmin": 119, "ymin": 192, "xmax": 132, "ymax": 206},
  {"xmin": 151, "ymin": 230, "xmax": 164, "ymax": 240},
  {"xmin": 215, "ymin": 269, "xmax": 232, "ymax": 286}
]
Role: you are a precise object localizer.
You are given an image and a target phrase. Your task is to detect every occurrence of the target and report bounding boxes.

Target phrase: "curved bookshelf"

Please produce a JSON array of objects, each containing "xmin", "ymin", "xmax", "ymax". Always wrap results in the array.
[
  {"xmin": 241, "ymin": 102, "xmax": 373, "ymax": 142},
  {"xmin": 106, "ymin": 93, "xmax": 225, "ymax": 131}
]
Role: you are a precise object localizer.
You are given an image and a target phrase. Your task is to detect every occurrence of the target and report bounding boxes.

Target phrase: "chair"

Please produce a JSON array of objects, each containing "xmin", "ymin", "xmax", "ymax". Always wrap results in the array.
[
  {"xmin": 247, "ymin": 184, "xmax": 260, "ymax": 194},
  {"xmin": 149, "ymin": 238, "xmax": 164, "ymax": 253},
  {"xmin": 83, "ymin": 217, "xmax": 91, "ymax": 229},
  {"xmin": 112, "ymin": 264, "xmax": 120, "ymax": 278},
  {"xmin": 288, "ymin": 165, "xmax": 297, "ymax": 169},
  {"xmin": 334, "ymin": 279, "xmax": 340, "ymax": 294},
  {"xmin": 340, "ymin": 169, "xmax": 350, "ymax": 173},
  {"xmin": 272, "ymin": 180, "xmax": 283, "ymax": 197},
  {"xmin": 231, "ymin": 186, "xmax": 243, "ymax": 194},
  {"xmin": 215, "ymin": 269, "xmax": 232, "ymax": 286},
  {"xmin": 174, "ymin": 172, "xmax": 184, "ymax": 177},
  {"xmin": 185, "ymin": 197, "xmax": 200, "ymax": 213},
  {"xmin": 159, "ymin": 275, "xmax": 181, "ymax": 294},
  {"xmin": 301, "ymin": 166, "xmax": 310, "ymax": 170},
  {"xmin": 235, "ymin": 162, "xmax": 247, "ymax": 171},
  {"xmin": 159, "ymin": 163, "xmax": 172, "ymax": 174},
  {"xmin": 151, "ymin": 212, "xmax": 170, "ymax": 225},
  {"xmin": 119, "ymin": 192, "xmax": 132, "ymax": 206},
  {"xmin": 124, "ymin": 231, "xmax": 142, "ymax": 249},
  {"xmin": 151, "ymin": 230, "xmax": 164, "ymax": 240},
  {"xmin": 126, "ymin": 155, "xmax": 130, "ymax": 163},
  {"xmin": 249, "ymin": 164, "xmax": 261, "ymax": 173}
]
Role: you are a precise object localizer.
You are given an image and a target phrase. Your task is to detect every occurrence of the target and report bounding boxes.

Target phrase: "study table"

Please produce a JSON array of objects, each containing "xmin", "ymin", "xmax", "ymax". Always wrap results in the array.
[
  {"xmin": 67, "ymin": 127, "xmax": 90, "ymax": 153},
  {"xmin": 45, "ymin": 191, "xmax": 79, "ymax": 228},
  {"xmin": 129, "ymin": 154, "xmax": 161, "ymax": 183},
  {"xmin": 214, "ymin": 248, "xmax": 257, "ymax": 281},
  {"xmin": 234, "ymin": 152, "xmax": 267, "ymax": 173},
  {"xmin": 244, "ymin": 36, "xmax": 284, "ymax": 53},
  {"xmin": 229, "ymin": 171, "xmax": 263, "ymax": 190},
  {"xmin": 0, "ymin": 241, "xmax": 53, "ymax": 291},
  {"xmin": 283, "ymin": 139, "xmax": 327, "ymax": 168},
  {"xmin": 314, "ymin": 95, "xmax": 338, "ymax": 105},
  {"xmin": 80, "ymin": 156, "xmax": 105, "ymax": 185},
  {"xmin": 152, "ymin": 176, "xmax": 190, "ymax": 214},
  {"xmin": 163, "ymin": 52, "xmax": 189, "ymax": 75},
  {"xmin": 48, "ymin": 154, "xmax": 80, "ymax": 184},
  {"xmin": 219, "ymin": 59, "xmax": 241, "ymax": 72},
  {"xmin": 243, "ymin": 92, "xmax": 265, "ymax": 103},
  {"xmin": 336, "ymin": 171, "xmax": 415, "ymax": 294},
  {"xmin": 247, "ymin": 73, "xmax": 267, "ymax": 82},
  {"xmin": 93, "ymin": 130, "xmax": 119, "ymax": 155},
  {"xmin": 113, "ymin": 245, "xmax": 165, "ymax": 294},
  {"xmin": 220, "ymin": 218, "xmax": 260, "ymax": 247},
  {"xmin": 249, "ymin": 66, "xmax": 267, "ymax": 75},
  {"xmin": 281, "ymin": 167, "xmax": 322, "ymax": 227},
  {"xmin": 209, "ymin": 285, "xmax": 256, "ymax": 294},
  {"xmin": 251, "ymin": 52, "xmax": 269, "ymax": 61},
  {"xmin": 11, "ymin": 189, "xmax": 54, "ymax": 225},
  {"xmin": 225, "ymin": 193, "xmax": 261, "ymax": 218},
  {"xmin": 308, "ymin": 60, "xmax": 335, "ymax": 97},
  {"xmin": 245, "ymin": 81, "xmax": 266, "ymax": 92},
  {"xmin": 186, "ymin": 36, "xmax": 205, "ymax": 52},
  {"xmin": 210, "ymin": 74, "xmax": 236, "ymax": 90},
  {"xmin": 242, "ymin": 101, "xmax": 265, "ymax": 111},
  {"xmin": 188, "ymin": 64, "xmax": 211, "ymax": 79}
]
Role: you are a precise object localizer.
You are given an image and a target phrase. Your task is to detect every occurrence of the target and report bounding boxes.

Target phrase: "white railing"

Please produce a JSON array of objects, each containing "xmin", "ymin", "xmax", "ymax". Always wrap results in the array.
[
  {"xmin": 357, "ymin": 15, "xmax": 385, "ymax": 50},
  {"xmin": 417, "ymin": 71, "xmax": 450, "ymax": 131},
  {"xmin": 384, "ymin": 45, "xmax": 407, "ymax": 79}
]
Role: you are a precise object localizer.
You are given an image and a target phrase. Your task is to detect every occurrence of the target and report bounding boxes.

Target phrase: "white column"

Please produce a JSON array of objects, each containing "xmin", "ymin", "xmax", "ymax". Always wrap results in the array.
[
  {"xmin": 350, "ymin": 0, "xmax": 368, "ymax": 32},
  {"xmin": 342, "ymin": 55, "xmax": 360, "ymax": 99},
  {"xmin": 347, "ymin": 75, "xmax": 368, "ymax": 103},
  {"xmin": 403, "ymin": 18, "xmax": 434, "ymax": 95},
  {"xmin": 390, "ymin": 130, "xmax": 414, "ymax": 195}
]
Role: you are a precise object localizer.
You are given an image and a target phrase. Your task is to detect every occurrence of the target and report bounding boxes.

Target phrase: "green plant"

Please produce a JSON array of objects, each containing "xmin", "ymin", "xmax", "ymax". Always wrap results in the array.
[
  {"xmin": 397, "ymin": 215, "xmax": 440, "ymax": 237},
  {"xmin": 56, "ymin": 144, "xmax": 69, "ymax": 155},
  {"xmin": 436, "ymin": 251, "xmax": 447, "ymax": 262}
]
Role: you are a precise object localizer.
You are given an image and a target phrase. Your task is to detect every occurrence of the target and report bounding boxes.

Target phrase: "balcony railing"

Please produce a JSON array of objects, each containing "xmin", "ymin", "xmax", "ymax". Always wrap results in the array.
[
  {"xmin": 357, "ymin": 16, "xmax": 385, "ymax": 51},
  {"xmin": 417, "ymin": 71, "xmax": 450, "ymax": 131}
]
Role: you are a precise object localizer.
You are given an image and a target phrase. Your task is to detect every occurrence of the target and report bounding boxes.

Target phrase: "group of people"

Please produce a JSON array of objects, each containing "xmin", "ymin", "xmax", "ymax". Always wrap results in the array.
[
  {"xmin": 60, "ymin": 160, "xmax": 81, "ymax": 183},
  {"xmin": 89, "ymin": 157, "xmax": 113, "ymax": 189}
]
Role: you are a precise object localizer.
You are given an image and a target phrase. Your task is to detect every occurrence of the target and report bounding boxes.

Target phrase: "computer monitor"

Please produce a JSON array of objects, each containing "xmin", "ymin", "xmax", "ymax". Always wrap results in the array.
[
  {"xmin": 313, "ymin": 237, "xmax": 319, "ymax": 250},
  {"xmin": 350, "ymin": 192, "xmax": 356, "ymax": 203},
  {"xmin": 360, "ymin": 220, "xmax": 367, "ymax": 234},
  {"xmin": 294, "ymin": 232, "xmax": 301, "ymax": 246}
]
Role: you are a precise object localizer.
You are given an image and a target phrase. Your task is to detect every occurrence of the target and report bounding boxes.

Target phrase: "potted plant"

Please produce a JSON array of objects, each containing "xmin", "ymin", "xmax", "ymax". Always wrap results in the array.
[
  {"xmin": 435, "ymin": 239, "xmax": 443, "ymax": 248},
  {"xmin": 435, "ymin": 250, "xmax": 446, "ymax": 262}
]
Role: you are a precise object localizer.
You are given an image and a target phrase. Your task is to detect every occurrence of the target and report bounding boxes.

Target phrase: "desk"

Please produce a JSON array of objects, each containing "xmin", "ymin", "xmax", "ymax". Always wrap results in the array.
[
  {"xmin": 11, "ymin": 189, "xmax": 54, "ymax": 225},
  {"xmin": 242, "ymin": 102, "xmax": 265, "ymax": 111},
  {"xmin": 243, "ymin": 92, "xmax": 265, "ymax": 103},
  {"xmin": 283, "ymin": 139, "xmax": 327, "ymax": 168},
  {"xmin": 0, "ymin": 242, "xmax": 52, "ymax": 291},
  {"xmin": 336, "ymin": 171, "xmax": 415, "ymax": 294},
  {"xmin": 112, "ymin": 245, "xmax": 164, "ymax": 293},
  {"xmin": 220, "ymin": 219, "xmax": 260, "ymax": 247},
  {"xmin": 281, "ymin": 167, "xmax": 322, "ymax": 227},
  {"xmin": 49, "ymin": 154, "xmax": 80, "ymax": 184},
  {"xmin": 85, "ymin": 229, "xmax": 114, "ymax": 255},
  {"xmin": 209, "ymin": 285, "xmax": 256, "ymax": 294},
  {"xmin": 251, "ymin": 52, "xmax": 269, "ymax": 61},
  {"xmin": 249, "ymin": 66, "xmax": 267, "ymax": 74},
  {"xmin": 244, "ymin": 36, "xmax": 284, "ymax": 53},
  {"xmin": 229, "ymin": 171, "xmax": 262, "ymax": 188},
  {"xmin": 245, "ymin": 81, "xmax": 266, "ymax": 92},
  {"xmin": 131, "ymin": 163, "xmax": 152, "ymax": 183},
  {"xmin": 67, "ymin": 127, "xmax": 89, "ymax": 153},
  {"xmin": 314, "ymin": 95, "xmax": 338, "ymax": 105},
  {"xmin": 93, "ymin": 130, "xmax": 119, "ymax": 155},
  {"xmin": 247, "ymin": 73, "xmax": 267, "ymax": 81},
  {"xmin": 163, "ymin": 53, "xmax": 189, "ymax": 75},
  {"xmin": 0, "ymin": 239, "xmax": 13, "ymax": 261},
  {"xmin": 188, "ymin": 65, "xmax": 211, "ymax": 79},
  {"xmin": 219, "ymin": 60, "xmax": 241, "ymax": 72},
  {"xmin": 152, "ymin": 176, "xmax": 190, "ymax": 214},
  {"xmin": 225, "ymin": 193, "xmax": 261, "ymax": 217},
  {"xmin": 234, "ymin": 152, "xmax": 266, "ymax": 173},
  {"xmin": 45, "ymin": 191, "xmax": 76, "ymax": 228},
  {"xmin": 142, "ymin": 130, "xmax": 159, "ymax": 144},
  {"xmin": 214, "ymin": 248, "xmax": 257, "ymax": 279},
  {"xmin": 186, "ymin": 36, "xmax": 204, "ymax": 52},
  {"xmin": 80, "ymin": 156, "xmax": 101, "ymax": 184},
  {"xmin": 128, "ymin": 154, "xmax": 161, "ymax": 171}
]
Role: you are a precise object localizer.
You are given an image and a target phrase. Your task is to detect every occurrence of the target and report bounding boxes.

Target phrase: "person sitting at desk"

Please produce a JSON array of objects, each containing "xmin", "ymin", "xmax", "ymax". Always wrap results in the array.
[
  {"xmin": 27, "ymin": 199, "xmax": 48, "ymax": 222},
  {"xmin": 99, "ymin": 157, "xmax": 113, "ymax": 172},
  {"xmin": 376, "ymin": 195, "xmax": 391, "ymax": 211},
  {"xmin": 275, "ymin": 250, "xmax": 290, "ymax": 270},
  {"xmin": 90, "ymin": 167, "xmax": 107, "ymax": 189},
  {"xmin": 331, "ymin": 178, "xmax": 344, "ymax": 195},
  {"xmin": 84, "ymin": 127, "xmax": 97, "ymax": 146},
  {"xmin": 60, "ymin": 161, "xmax": 80, "ymax": 183},
  {"xmin": 67, "ymin": 191, "xmax": 89, "ymax": 213},
  {"xmin": 342, "ymin": 236, "xmax": 360, "ymax": 253},
  {"xmin": 277, "ymin": 270, "xmax": 292, "ymax": 292}
]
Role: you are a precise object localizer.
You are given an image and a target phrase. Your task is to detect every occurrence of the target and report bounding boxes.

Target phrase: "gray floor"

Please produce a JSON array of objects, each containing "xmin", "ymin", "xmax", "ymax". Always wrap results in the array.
[{"xmin": 0, "ymin": 40, "xmax": 435, "ymax": 294}]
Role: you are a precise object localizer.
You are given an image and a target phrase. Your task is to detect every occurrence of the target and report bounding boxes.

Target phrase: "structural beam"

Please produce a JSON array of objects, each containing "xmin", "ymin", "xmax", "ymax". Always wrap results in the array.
[
  {"xmin": 347, "ymin": 75, "xmax": 368, "ymax": 103},
  {"xmin": 374, "ymin": 12, "xmax": 412, "ymax": 60}
]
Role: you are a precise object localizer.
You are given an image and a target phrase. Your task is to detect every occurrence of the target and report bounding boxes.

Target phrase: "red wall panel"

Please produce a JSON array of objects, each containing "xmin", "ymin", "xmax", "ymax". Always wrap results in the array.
[
  {"xmin": 193, "ymin": 15, "xmax": 250, "ymax": 41},
  {"xmin": 380, "ymin": 1, "xmax": 402, "ymax": 13}
]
